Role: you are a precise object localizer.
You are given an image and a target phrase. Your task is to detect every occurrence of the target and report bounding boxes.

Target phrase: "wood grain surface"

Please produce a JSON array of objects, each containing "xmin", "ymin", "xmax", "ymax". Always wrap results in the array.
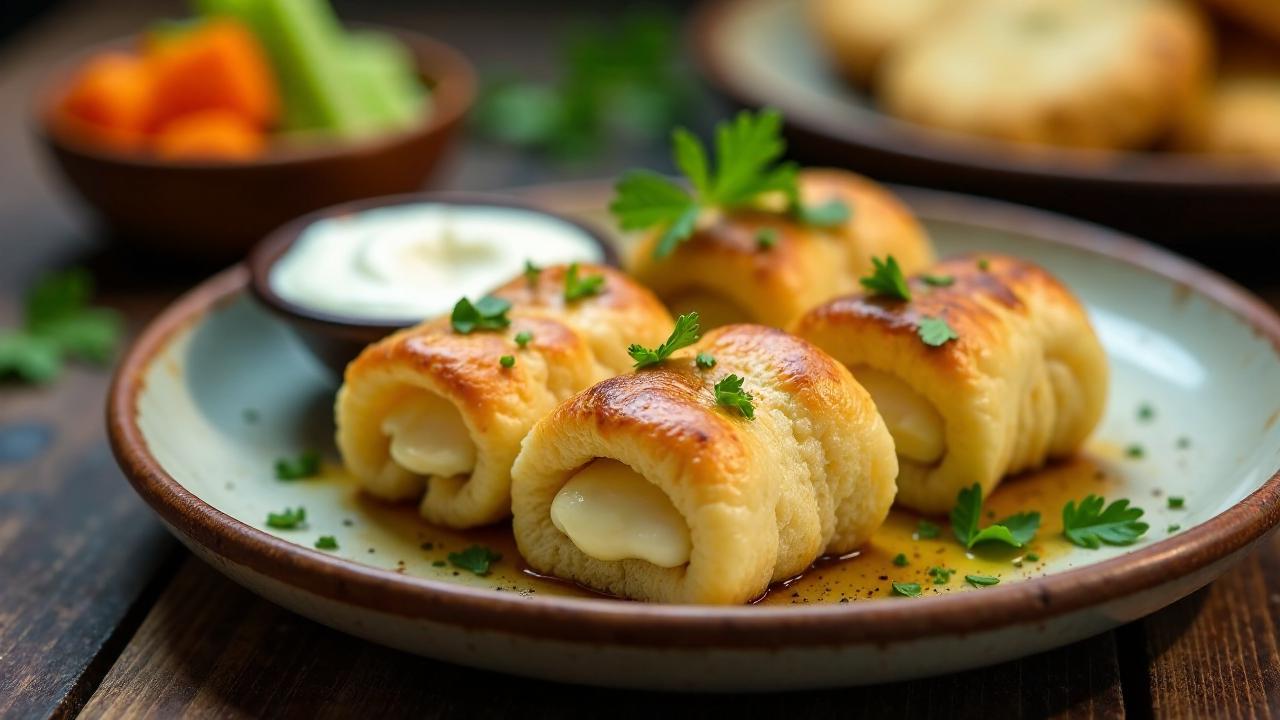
[{"xmin": 1, "ymin": 0, "xmax": 1279, "ymax": 718}]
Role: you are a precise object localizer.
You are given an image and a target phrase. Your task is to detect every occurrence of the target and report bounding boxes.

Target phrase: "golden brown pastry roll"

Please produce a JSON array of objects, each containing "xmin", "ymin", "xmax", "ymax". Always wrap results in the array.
[
  {"xmin": 793, "ymin": 255, "xmax": 1107, "ymax": 515},
  {"xmin": 336, "ymin": 264, "xmax": 673, "ymax": 528},
  {"xmin": 807, "ymin": 0, "xmax": 952, "ymax": 86},
  {"xmin": 877, "ymin": 0, "xmax": 1212, "ymax": 150},
  {"xmin": 510, "ymin": 324, "xmax": 898, "ymax": 604},
  {"xmin": 625, "ymin": 169, "xmax": 934, "ymax": 330}
]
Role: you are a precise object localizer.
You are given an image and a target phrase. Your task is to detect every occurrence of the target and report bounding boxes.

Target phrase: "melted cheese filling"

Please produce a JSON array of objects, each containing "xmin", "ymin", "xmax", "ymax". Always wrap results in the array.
[
  {"xmin": 853, "ymin": 366, "xmax": 945, "ymax": 464},
  {"xmin": 666, "ymin": 289, "xmax": 751, "ymax": 330},
  {"xmin": 550, "ymin": 459, "xmax": 691, "ymax": 567},
  {"xmin": 381, "ymin": 393, "xmax": 476, "ymax": 478}
]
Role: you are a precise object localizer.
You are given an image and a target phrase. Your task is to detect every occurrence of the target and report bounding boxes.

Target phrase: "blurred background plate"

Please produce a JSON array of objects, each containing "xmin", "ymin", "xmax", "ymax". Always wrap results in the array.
[{"xmin": 691, "ymin": 0, "xmax": 1280, "ymax": 270}]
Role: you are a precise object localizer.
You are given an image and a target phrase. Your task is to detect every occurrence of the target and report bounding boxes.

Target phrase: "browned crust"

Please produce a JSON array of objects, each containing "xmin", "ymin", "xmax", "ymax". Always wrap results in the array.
[
  {"xmin": 108, "ymin": 185, "xmax": 1280, "ymax": 649},
  {"xmin": 489, "ymin": 263, "xmax": 666, "ymax": 319}
]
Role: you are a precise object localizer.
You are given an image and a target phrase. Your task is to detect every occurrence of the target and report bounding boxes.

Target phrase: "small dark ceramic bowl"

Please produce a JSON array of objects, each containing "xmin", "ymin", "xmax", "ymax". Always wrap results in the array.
[
  {"xmin": 247, "ymin": 193, "xmax": 621, "ymax": 376},
  {"xmin": 34, "ymin": 27, "xmax": 475, "ymax": 262}
]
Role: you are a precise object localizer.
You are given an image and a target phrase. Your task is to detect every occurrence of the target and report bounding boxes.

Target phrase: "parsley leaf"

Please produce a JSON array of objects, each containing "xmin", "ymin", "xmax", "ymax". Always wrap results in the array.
[
  {"xmin": 451, "ymin": 296, "xmax": 512, "ymax": 334},
  {"xmin": 892, "ymin": 553, "xmax": 908, "ymax": 567},
  {"xmin": 611, "ymin": 170, "xmax": 696, "ymax": 235},
  {"xmin": 695, "ymin": 352, "xmax": 716, "ymax": 369},
  {"xmin": 922, "ymin": 274, "xmax": 954, "ymax": 287},
  {"xmin": 266, "ymin": 506, "xmax": 307, "ymax": 529},
  {"xmin": 1062, "ymin": 495, "xmax": 1149, "ymax": 548},
  {"xmin": 499, "ymin": 355, "xmax": 516, "ymax": 368},
  {"xmin": 950, "ymin": 484, "xmax": 1040, "ymax": 549},
  {"xmin": 515, "ymin": 331, "xmax": 533, "ymax": 348},
  {"xmin": 711, "ymin": 108, "xmax": 794, "ymax": 205},
  {"xmin": 448, "ymin": 545, "xmax": 502, "ymax": 576},
  {"xmin": 966, "ymin": 575, "xmax": 1000, "ymax": 587},
  {"xmin": 859, "ymin": 256, "xmax": 912, "ymax": 301},
  {"xmin": 315, "ymin": 535, "xmax": 338, "ymax": 550},
  {"xmin": 275, "ymin": 450, "xmax": 321, "ymax": 480},
  {"xmin": 524, "ymin": 260, "xmax": 541, "ymax": 287},
  {"xmin": 916, "ymin": 520, "xmax": 941, "ymax": 539},
  {"xmin": 1, "ymin": 269, "xmax": 122, "ymax": 384},
  {"xmin": 563, "ymin": 262, "xmax": 605, "ymax": 301},
  {"xmin": 892, "ymin": 581, "xmax": 922, "ymax": 598},
  {"xmin": 928, "ymin": 566, "xmax": 954, "ymax": 585},
  {"xmin": 918, "ymin": 316, "xmax": 958, "ymax": 347},
  {"xmin": 1168, "ymin": 496, "xmax": 1184, "ymax": 509},
  {"xmin": 628, "ymin": 312, "xmax": 700, "ymax": 368},
  {"xmin": 713, "ymin": 373, "xmax": 755, "ymax": 419}
]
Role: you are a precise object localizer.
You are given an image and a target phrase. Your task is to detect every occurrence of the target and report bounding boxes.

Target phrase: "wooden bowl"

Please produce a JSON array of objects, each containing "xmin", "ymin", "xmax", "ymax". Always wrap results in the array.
[
  {"xmin": 33, "ymin": 28, "xmax": 475, "ymax": 262},
  {"xmin": 246, "ymin": 192, "xmax": 621, "ymax": 377},
  {"xmin": 691, "ymin": 0, "xmax": 1280, "ymax": 263}
]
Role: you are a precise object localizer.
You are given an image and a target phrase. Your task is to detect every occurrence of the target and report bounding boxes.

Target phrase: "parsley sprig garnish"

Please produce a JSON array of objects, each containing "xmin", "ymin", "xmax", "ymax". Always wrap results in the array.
[
  {"xmin": 0, "ymin": 268, "xmax": 122, "ymax": 384},
  {"xmin": 451, "ymin": 296, "xmax": 512, "ymax": 334},
  {"xmin": 859, "ymin": 255, "xmax": 911, "ymax": 301},
  {"xmin": 275, "ymin": 450, "xmax": 321, "ymax": 480},
  {"xmin": 448, "ymin": 545, "xmax": 502, "ymax": 576},
  {"xmin": 713, "ymin": 374, "xmax": 755, "ymax": 419},
  {"xmin": 1062, "ymin": 495, "xmax": 1149, "ymax": 548},
  {"xmin": 892, "ymin": 581, "xmax": 922, "ymax": 598},
  {"xmin": 610, "ymin": 108, "xmax": 848, "ymax": 259},
  {"xmin": 950, "ymin": 484, "xmax": 1040, "ymax": 549},
  {"xmin": 628, "ymin": 312, "xmax": 700, "ymax": 368},
  {"xmin": 563, "ymin": 262, "xmax": 605, "ymax": 301},
  {"xmin": 918, "ymin": 316, "xmax": 958, "ymax": 347}
]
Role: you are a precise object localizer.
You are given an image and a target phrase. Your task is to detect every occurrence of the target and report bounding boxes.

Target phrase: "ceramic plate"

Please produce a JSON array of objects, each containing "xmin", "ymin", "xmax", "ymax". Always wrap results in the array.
[
  {"xmin": 108, "ymin": 183, "xmax": 1280, "ymax": 691},
  {"xmin": 691, "ymin": 0, "xmax": 1280, "ymax": 250}
]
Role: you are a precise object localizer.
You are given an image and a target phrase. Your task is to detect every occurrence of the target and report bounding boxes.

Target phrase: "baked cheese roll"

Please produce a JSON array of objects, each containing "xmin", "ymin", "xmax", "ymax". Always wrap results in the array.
[
  {"xmin": 626, "ymin": 169, "xmax": 934, "ymax": 330},
  {"xmin": 510, "ymin": 324, "xmax": 898, "ymax": 604},
  {"xmin": 793, "ymin": 255, "xmax": 1107, "ymax": 515},
  {"xmin": 336, "ymin": 264, "xmax": 673, "ymax": 528},
  {"xmin": 877, "ymin": 0, "xmax": 1212, "ymax": 150}
]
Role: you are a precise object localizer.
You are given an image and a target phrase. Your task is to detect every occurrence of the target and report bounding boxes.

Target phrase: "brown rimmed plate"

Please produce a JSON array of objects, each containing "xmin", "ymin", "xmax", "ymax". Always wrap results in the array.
[
  {"xmin": 691, "ymin": 0, "xmax": 1280, "ymax": 256},
  {"xmin": 107, "ymin": 181, "xmax": 1280, "ymax": 690}
]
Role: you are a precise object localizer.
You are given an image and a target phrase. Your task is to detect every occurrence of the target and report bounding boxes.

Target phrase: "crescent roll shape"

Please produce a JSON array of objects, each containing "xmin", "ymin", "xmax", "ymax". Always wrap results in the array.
[
  {"xmin": 792, "ymin": 255, "xmax": 1108, "ymax": 515},
  {"xmin": 626, "ymin": 169, "xmax": 934, "ymax": 330},
  {"xmin": 336, "ymin": 264, "xmax": 673, "ymax": 528},
  {"xmin": 510, "ymin": 324, "xmax": 898, "ymax": 604}
]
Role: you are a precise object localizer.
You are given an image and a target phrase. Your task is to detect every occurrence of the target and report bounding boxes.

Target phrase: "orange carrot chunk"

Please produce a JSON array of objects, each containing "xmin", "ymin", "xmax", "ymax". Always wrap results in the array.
[
  {"xmin": 147, "ymin": 19, "xmax": 280, "ymax": 131},
  {"xmin": 153, "ymin": 109, "xmax": 266, "ymax": 160},
  {"xmin": 56, "ymin": 52, "xmax": 155, "ymax": 150}
]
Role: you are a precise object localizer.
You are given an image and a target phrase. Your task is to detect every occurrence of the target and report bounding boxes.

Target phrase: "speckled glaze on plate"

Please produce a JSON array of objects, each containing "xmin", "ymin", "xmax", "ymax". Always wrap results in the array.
[{"xmin": 108, "ymin": 183, "xmax": 1280, "ymax": 690}]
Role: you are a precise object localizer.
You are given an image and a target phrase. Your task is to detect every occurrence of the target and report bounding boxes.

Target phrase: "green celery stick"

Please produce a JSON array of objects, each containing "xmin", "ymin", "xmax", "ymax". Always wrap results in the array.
[{"xmin": 345, "ymin": 31, "xmax": 428, "ymax": 131}]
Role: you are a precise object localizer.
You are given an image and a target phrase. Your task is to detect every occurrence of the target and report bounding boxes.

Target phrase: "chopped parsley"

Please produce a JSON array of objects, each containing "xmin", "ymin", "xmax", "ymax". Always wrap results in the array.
[
  {"xmin": 0, "ymin": 268, "xmax": 122, "ymax": 384},
  {"xmin": 695, "ymin": 352, "xmax": 716, "ymax": 369},
  {"xmin": 610, "ymin": 109, "xmax": 846, "ymax": 259},
  {"xmin": 451, "ymin": 296, "xmax": 512, "ymax": 334},
  {"xmin": 892, "ymin": 581, "xmax": 922, "ymax": 598},
  {"xmin": 275, "ymin": 450, "xmax": 321, "ymax": 480},
  {"xmin": 713, "ymin": 374, "xmax": 755, "ymax": 419},
  {"xmin": 1167, "ymin": 496, "xmax": 1185, "ymax": 509},
  {"xmin": 977, "ymin": 258, "xmax": 990, "ymax": 271},
  {"xmin": 859, "ymin": 255, "xmax": 911, "ymax": 301},
  {"xmin": 499, "ymin": 354, "xmax": 516, "ymax": 368},
  {"xmin": 921, "ymin": 274, "xmax": 955, "ymax": 287},
  {"xmin": 928, "ymin": 566, "xmax": 954, "ymax": 585},
  {"xmin": 1137, "ymin": 403, "xmax": 1155, "ymax": 422},
  {"xmin": 628, "ymin": 312, "xmax": 700, "ymax": 368},
  {"xmin": 523, "ymin": 260, "xmax": 541, "ymax": 287},
  {"xmin": 966, "ymin": 575, "xmax": 1000, "ymax": 587},
  {"xmin": 892, "ymin": 553, "xmax": 908, "ymax": 567},
  {"xmin": 916, "ymin": 520, "xmax": 941, "ymax": 539},
  {"xmin": 950, "ymin": 483, "xmax": 1040, "ymax": 549},
  {"xmin": 1025, "ymin": 552, "xmax": 1040, "ymax": 562},
  {"xmin": 1167, "ymin": 524, "xmax": 1181, "ymax": 533},
  {"xmin": 917, "ymin": 316, "xmax": 958, "ymax": 347},
  {"xmin": 563, "ymin": 262, "xmax": 605, "ymax": 301},
  {"xmin": 1062, "ymin": 495, "xmax": 1149, "ymax": 548},
  {"xmin": 266, "ymin": 506, "xmax": 306, "ymax": 530},
  {"xmin": 756, "ymin": 228, "xmax": 778, "ymax": 249},
  {"xmin": 515, "ymin": 331, "xmax": 533, "ymax": 348},
  {"xmin": 314, "ymin": 535, "xmax": 338, "ymax": 550},
  {"xmin": 448, "ymin": 545, "xmax": 502, "ymax": 576},
  {"xmin": 1125, "ymin": 444, "xmax": 1145, "ymax": 459}
]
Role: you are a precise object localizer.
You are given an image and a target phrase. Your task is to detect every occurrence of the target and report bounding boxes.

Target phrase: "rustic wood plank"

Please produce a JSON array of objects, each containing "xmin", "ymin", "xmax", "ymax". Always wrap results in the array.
[
  {"xmin": 1139, "ymin": 531, "xmax": 1280, "ymax": 719},
  {"xmin": 80, "ymin": 557, "xmax": 1125, "ymax": 719}
]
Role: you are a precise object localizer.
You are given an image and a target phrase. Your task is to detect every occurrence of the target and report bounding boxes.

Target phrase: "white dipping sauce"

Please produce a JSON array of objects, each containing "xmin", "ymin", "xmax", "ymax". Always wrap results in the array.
[{"xmin": 270, "ymin": 202, "xmax": 605, "ymax": 320}]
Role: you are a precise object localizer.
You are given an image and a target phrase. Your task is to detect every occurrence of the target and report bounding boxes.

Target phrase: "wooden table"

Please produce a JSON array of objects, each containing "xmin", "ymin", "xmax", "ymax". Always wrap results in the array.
[{"xmin": 3, "ymin": 1, "xmax": 1279, "ymax": 717}]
